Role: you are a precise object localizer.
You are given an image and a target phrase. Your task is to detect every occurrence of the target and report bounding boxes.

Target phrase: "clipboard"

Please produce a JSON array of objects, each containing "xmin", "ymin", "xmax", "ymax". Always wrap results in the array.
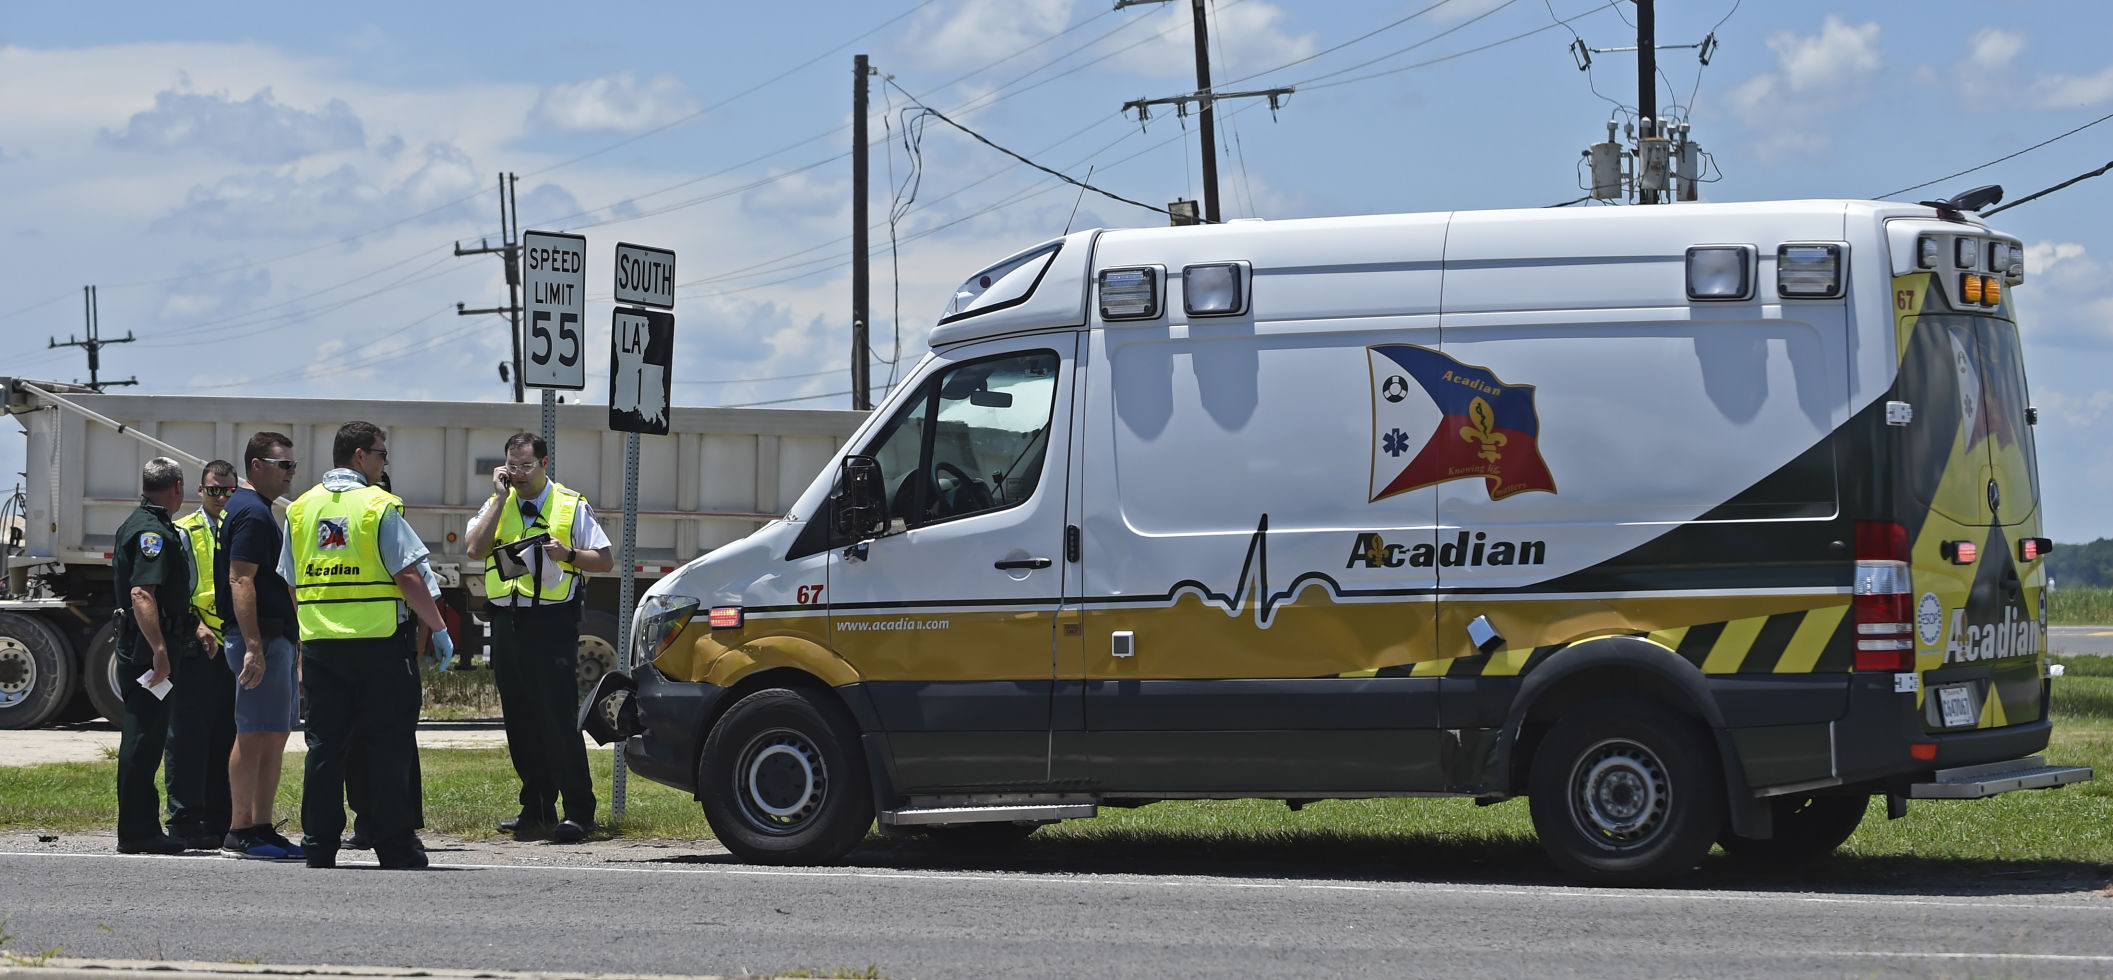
[{"xmin": 492, "ymin": 533, "xmax": 552, "ymax": 581}]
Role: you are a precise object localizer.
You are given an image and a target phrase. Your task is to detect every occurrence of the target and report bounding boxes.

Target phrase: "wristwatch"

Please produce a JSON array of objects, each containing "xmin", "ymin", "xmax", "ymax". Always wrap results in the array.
[{"xmin": 566, "ymin": 547, "xmax": 578, "ymax": 564}]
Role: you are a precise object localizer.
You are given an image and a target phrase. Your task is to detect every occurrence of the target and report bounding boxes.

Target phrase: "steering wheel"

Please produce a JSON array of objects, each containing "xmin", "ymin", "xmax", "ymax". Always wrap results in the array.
[{"xmin": 931, "ymin": 461, "xmax": 993, "ymax": 517}]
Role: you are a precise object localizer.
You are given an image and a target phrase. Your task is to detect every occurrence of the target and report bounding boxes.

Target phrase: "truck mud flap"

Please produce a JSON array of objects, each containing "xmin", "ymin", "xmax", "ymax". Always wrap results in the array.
[
  {"xmin": 578, "ymin": 670, "xmax": 641, "ymax": 746},
  {"xmin": 1906, "ymin": 755, "xmax": 2092, "ymax": 799}
]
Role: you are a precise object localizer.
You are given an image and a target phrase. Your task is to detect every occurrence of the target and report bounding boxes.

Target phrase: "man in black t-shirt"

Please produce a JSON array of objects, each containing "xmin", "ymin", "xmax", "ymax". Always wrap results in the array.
[{"xmin": 213, "ymin": 431, "xmax": 304, "ymax": 861}]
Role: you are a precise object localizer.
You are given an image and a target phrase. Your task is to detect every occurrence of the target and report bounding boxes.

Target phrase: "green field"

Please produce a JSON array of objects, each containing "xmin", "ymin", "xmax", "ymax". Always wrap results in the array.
[
  {"xmin": 2051, "ymin": 586, "xmax": 2113, "ymax": 626},
  {"xmin": 6, "ymin": 660, "xmax": 2108, "ymax": 877}
]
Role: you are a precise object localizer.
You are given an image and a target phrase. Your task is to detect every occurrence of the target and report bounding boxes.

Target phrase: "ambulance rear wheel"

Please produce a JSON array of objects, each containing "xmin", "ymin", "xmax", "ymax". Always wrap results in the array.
[
  {"xmin": 1717, "ymin": 794, "xmax": 1868, "ymax": 864},
  {"xmin": 84, "ymin": 620, "xmax": 125, "ymax": 725},
  {"xmin": 1528, "ymin": 699, "xmax": 1723, "ymax": 885},
  {"xmin": 699, "ymin": 687, "xmax": 874, "ymax": 866},
  {"xmin": 0, "ymin": 612, "xmax": 75, "ymax": 730}
]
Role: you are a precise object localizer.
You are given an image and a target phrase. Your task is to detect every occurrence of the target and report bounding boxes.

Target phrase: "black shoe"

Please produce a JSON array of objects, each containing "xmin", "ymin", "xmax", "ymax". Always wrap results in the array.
[
  {"xmin": 345, "ymin": 831, "xmax": 372, "ymax": 850},
  {"xmin": 499, "ymin": 812, "xmax": 555, "ymax": 833},
  {"xmin": 376, "ymin": 847, "xmax": 429, "ymax": 870},
  {"xmin": 550, "ymin": 819, "xmax": 593, "ymax": 844},
  {"xmin": 306, "ymin": 849, "xmax": 338, "ymax": 869},
  {"xmin": 117, "ymin": 835, "xmax": 188, "ymax": 855},
  {"xmin": 174, "ymin": 830, "xmax": 224, "ymax": 850}
]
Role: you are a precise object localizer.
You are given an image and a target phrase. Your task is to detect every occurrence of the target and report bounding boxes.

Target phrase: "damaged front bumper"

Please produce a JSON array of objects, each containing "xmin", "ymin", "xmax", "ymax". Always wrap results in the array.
[{"xmin": 577, "ymin": 667, "xmax": 727, "ymax": 795}]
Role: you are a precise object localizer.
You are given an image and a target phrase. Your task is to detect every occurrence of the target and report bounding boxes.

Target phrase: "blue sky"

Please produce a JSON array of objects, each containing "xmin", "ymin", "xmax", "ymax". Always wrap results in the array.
[{"xmin": 3, "ymin": 1, "xmax": 2112, "ymax": 540}]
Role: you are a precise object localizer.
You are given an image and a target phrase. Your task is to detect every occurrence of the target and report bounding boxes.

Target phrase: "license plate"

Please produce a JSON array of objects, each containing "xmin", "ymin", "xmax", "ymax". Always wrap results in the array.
[{"xmin": 1937, "ymin": 683, "xmax": 1977, "ymax": 728}]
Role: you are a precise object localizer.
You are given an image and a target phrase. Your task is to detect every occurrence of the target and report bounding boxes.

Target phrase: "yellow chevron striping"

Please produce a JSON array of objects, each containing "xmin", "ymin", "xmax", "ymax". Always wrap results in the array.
[
  {"xmin": 1482, "ymin": 646, "xmax": 1538, "ymax": 677},
  {"xmin": 1702, "ymin": 616, "xmax": 1768, "ymax": 674},
  {"xmin": 1774, "ymin": 605, "xmax": 1850, "ymax": 674},
  {"xmin": 1982, "ymin": 679, "xmax": 2010, "ymax": 729},
  {"xmin": 1340, "ymin": 668, "xmax": 1379, "ymax": 678},
  {"xmin": 1410, "ymin": 658, "xmax": 1453, "ymax": 677},
  {"xmin": 1645, "ymin": 627, "xmax": 1688, "ymax": 653}
]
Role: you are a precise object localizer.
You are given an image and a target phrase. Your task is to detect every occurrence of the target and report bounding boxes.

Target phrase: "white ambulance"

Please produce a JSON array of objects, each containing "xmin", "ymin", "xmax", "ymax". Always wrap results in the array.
[{"xmin": 585, "ymin": 195, "xmax": 2090, "ymax": 883}]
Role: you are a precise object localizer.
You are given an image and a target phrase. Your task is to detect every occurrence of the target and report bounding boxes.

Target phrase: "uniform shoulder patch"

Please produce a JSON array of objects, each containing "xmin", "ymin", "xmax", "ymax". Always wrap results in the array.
[
  {"xmin": 317, "ymin": 516, "xmax": 350, "ymax": 550},
  {"xmin": 139, "ymin": 531, "xmax": 164, "ymax": 558}
]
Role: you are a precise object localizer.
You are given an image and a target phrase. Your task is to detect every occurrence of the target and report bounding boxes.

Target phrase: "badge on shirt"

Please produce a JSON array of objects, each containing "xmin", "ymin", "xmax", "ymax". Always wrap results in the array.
[
  {"xmin": 139, "ymin": 531, "xmax": 164, "ymax": 558},
  {"xmin": 317, "ymin": 517, "xmax": 350, "ymax": 550}
]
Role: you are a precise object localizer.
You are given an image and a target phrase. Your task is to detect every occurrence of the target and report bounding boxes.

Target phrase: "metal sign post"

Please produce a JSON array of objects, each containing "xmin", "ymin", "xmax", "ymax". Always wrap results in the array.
[{"xmin": 608, "ymin": 243, "xmax": 674, "ymax": 822}]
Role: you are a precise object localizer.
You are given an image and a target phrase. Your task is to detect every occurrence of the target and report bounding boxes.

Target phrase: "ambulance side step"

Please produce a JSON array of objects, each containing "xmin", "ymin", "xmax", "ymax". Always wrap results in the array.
[
  {"xmin": 1906, "ymin": 755, "xmax": 2093, "ymax": 799},
  {"xmin": 880, "ymin": 797, "xmax": 1098, "ymax": 828}
]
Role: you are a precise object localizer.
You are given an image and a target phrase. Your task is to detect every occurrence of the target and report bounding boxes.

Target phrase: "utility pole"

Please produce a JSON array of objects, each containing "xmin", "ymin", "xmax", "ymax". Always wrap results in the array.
[
  {"xmin": 456, "ymin": 173, "xmax": 524, "ymax": 402},
  {"xmin": 1118, "ymin": 0, "xmax": 1290, "ymax": 223},
  {"xmin": 1635, "ymin": 0, "xmax": 1658, "ymax": 205},
  {"xmin": 850, "ymin": 54, "xmax": 873, "ymax": 412},
  {"xmin": 48, "ymin": 286, "xmax": 137, "ymax": 391}
]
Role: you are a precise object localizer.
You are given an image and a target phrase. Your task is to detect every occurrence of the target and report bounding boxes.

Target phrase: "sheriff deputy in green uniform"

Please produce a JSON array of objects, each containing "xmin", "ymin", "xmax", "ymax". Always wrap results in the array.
[
  {"xmin": 112, "ymin": 456, "xmax": 220, "ymax": 854},
  {"xmin": 283, "ymin": 421, "xmax": 452, "ymax": 869},
  {"xmin": 163, "ymin": 459, "xmax": 240, "ymax": 849},
  {"xmin": 465, "ymin": 431, "xmax": 613, "ymax": 843}
]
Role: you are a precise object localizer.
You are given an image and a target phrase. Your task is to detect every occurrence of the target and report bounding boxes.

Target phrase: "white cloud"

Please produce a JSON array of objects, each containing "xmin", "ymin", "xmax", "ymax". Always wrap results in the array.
[
  {"xmin": 908, "ymin": 0, "xmax": 1074, "ymax": 71},
  {"xmin": 100, "ymin": 86, "xmax": 364, "ymax": 164},
  {"xmin": 2023, "ymin": 241, "xmax": 2100, "ymax": 290},
  {"xmin": 1771, "ymin": 16, "xmax": 1882, "ymax": 91},
  {"xmin": 2035, "ymin": 388, "xmax": 2113, "ymax": 428},
  {"xmin": 2033, "ymin": 64, "xmax": 2113, "ymax": 108},
  {"xmin": 1104, "ymin": 1, "xmax": 1317, "ymax": 80},
  {"xmin": 1969, "ymin": 29, "xmax": 2025, "ymax": 70},
  {"xmin": 156, "ymin": 264, "xmax": 271, "ymax": 321},
  {"xmin": 529, "ymin": 72, "xmax": 700, "ymax": 134},
  {"xmin": 154, "ymin": 141, "xmax": 483, "ymax": 239},
  {"xmin": 1725, "ymin": 16, "xmax": 1882, "ymax": 154}
]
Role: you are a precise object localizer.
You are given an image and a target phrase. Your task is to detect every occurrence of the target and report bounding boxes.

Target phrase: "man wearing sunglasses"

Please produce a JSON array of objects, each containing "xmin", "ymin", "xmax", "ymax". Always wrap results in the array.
[
  {"xmin": 215, "ymin": 431, "xmax": 304, "ymax": 860},
  {"xmin": 164, "ymin": 460, "xmax": 240, "ymax": 849}
]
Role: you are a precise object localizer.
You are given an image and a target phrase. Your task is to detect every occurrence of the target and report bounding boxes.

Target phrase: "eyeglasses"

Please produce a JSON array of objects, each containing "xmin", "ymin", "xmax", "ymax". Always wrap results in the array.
[
  {"xmin": 502, "ymin": 460, "xmax": 541, "ymax": 474},
  {"xmin": 262, "ymin": 459, "xmax": 298, "ymax": 471},
  {"xmin": 361, "ymin": 448, "xmax": 390, "ymax": 460},
  {"xmin": 199, "ymin": 487, "xmax": 235, "ymax": 498}
]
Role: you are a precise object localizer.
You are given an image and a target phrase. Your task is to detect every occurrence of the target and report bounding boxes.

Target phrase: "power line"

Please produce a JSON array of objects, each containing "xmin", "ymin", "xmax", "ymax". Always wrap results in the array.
[
  {"xmin": 1875, "ymin": 109, "xmax": 2113, "ymax": 200},
  {"xmin": 1219, "ymin": 0, "xmax": 1458, "ymax": 88},
  {"xmin": 885, "ymin": 83, "xmax": 1174, "ymax": 218},
  {"xmin": 1280, "ymin": 0, "xmax": 1524, "ymax": 89},
  {"xmin": 1291, "ymin": 0, "xmax": 1620, "ymax": 93}
]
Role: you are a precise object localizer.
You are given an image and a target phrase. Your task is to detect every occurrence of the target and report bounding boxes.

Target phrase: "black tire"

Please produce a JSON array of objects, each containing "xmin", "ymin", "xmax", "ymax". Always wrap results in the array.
[
  {"xmin": 576, "ymin": 609, "xmax": 621, "ymax": 707},
  {"xmin": 921, "ymin": 822, "xmax": 1039, "ymax": 849},
  {"xmin": 84, "ymin": 619, "xmax": 124, "ymax": 725},
  {"xmin": 0, "ymin": 612, "xmax": 76, "ymax": 729},
  {"xmin": 1528, "ymin": 699, "xmax": 1724, "ymax": 885},
  {"xmin": 698, "ymin": 688, "xmax": 874, "ymax": 865},
  {"xmin": 1718, "ymin": 794, "xmax": 1868, "ymax": 865}
]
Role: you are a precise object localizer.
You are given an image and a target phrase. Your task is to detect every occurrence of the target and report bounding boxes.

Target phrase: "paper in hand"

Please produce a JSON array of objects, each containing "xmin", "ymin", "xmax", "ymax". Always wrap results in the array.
[
  {"xmin": 492, "ymin": 532, "xmax": 552, "ymax": 581},
  {"xmin": 136, "ymin": 669, "xmax": 172, "ymax": 700}
]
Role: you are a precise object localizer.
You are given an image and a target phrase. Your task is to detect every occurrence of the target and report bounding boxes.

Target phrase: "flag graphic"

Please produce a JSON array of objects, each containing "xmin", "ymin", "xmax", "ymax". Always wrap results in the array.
[{"xmin": 1368, "ymin": 344, "xmax": 1556, "ymax": 502}]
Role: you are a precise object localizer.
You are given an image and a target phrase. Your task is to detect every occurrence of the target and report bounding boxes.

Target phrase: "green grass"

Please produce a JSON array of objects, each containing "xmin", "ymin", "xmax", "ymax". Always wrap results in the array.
[
  {"xmin": 420, "ymin": 666, "xmax": 502, "ymax": 720},
  {"xmin": 8, "ymin": 664, "xmax": 2110, "ymax": 877},
  {"xmin": 2050, "ymin": 586, "xmax": 2113, "ymax": 625}
]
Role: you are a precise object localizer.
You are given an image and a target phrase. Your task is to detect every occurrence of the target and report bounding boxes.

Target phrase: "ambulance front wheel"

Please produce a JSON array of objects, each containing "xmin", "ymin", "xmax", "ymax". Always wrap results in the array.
[
  {"xmin": 1716, "ymin": 794, "xmax": 1868, "ymax": 864},
  {"xmin": 698, "ymin": 687, "xmax": 874, "ymax": 866},
  {"xmin": 1528, "ymin": 699, "xmax": 1724, "ymax": 885}
]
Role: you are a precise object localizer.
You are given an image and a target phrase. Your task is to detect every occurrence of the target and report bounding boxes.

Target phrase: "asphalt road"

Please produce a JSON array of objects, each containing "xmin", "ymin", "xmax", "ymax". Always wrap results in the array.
[
  {"xmin": 2051, "ymin": 626, "xmax": 2113, "ymax": 657},
  {"xmin": 2, "ymin": 832, "xmax": 2109, "ymax": 979}
]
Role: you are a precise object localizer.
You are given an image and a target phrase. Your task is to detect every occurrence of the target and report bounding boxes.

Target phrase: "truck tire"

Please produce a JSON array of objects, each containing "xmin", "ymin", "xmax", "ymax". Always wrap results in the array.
[
  {"xmin": 698, "ymin": 687, "xmax": 874, "ymax": 865},
  {"xmin": 1528, "ymin": 698, "xmax": 1723, "ymax": 885},
  {"xmin": 84, "ymin": 619, "xmax": 124, "ymax": 725},
  {"xmin": 576, "ymin": 609, "xmax": 620, "ymax": 706},
  {"xmin": 1717, "ymin": 794, "xmax": 1868, "ymax": 865},
  {"xmin": 0, "ymin": 612, "xmax": 76, "ymax": 729}
]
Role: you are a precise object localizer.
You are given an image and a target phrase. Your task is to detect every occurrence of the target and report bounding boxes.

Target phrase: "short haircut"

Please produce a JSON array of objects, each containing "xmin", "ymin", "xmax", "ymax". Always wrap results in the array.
[
  {"xmin": 201, "ymin": 459, "xmax": 238, "ymax": 482},
  {"xmin": 244, "ymin": 431, "xmax": 292, "ymax": 468},
  {"xmin": 503, "ymin": 431, "xmax": 547, "ymax": 459},
  {"xmin": 142, "ymin": 457, "xmax": 184, "ymax": 494},
  {"xmin": 333, "ymin": 421, "xmax": 383, "ymax": 468}
]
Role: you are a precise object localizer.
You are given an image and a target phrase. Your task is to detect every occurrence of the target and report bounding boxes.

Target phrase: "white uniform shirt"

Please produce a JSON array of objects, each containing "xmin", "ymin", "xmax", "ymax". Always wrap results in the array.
[{"xmin": 481, "ymin": 480, "xmax": 611, "ymax": 606}]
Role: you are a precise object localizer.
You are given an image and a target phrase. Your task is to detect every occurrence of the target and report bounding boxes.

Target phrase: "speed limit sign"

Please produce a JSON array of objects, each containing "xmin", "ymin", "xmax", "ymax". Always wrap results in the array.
[{"xmin": 521, "ymin": 230, "xmax": 587, "ymax": 390}]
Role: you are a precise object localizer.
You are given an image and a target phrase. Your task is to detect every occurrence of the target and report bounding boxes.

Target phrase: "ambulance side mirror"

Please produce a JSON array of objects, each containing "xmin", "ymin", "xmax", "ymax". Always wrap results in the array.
[{"xmin": 832, "ymin": 455, "xmax": 888, "ymax": 542}]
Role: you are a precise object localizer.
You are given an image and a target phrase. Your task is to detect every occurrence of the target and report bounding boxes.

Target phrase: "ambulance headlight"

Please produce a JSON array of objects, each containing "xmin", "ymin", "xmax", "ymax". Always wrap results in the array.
[
  {"xmin": 1099, "ymin": 266, "xmax": 1162, "ymax": 320},
  {"xmin": 1685, "ymin": 245, "xmax": 1754, "ymax": 301},
  {"xmin": 1917, "ymin": 235, "xmax": 1941, "ymax": 269},
  {"xmin": 635, "ymin": 594, "xmax": 700, "ymax": 665},
  {"xmin": 1183, "ymin": 261, "xmax": 1249, "ymax": 317},
  {"xmin": 1777, "ymin": 244, "xmax": 1844, "ymax": 298}
]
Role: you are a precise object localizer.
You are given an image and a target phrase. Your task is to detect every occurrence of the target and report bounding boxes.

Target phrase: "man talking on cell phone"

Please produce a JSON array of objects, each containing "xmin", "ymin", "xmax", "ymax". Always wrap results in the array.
[{"xmin": 464, "ymin": 432, "xmax": 613, "ymax": 843}]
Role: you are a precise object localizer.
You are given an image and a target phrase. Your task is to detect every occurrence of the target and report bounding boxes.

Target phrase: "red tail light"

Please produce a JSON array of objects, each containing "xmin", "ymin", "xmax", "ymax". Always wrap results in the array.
[{"xmin": 1853, "ymin": 520, "xmax": 1914, "ymax": 672}]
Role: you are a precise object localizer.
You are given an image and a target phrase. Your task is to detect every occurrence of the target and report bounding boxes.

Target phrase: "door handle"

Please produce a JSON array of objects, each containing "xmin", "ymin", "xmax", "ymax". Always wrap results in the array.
[{"xmin": 994, "ymin": 557, "xmax": 1053, "ymax": 570}]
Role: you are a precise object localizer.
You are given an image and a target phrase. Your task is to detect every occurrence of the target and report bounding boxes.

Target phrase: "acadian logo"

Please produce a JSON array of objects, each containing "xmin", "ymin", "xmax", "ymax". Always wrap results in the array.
[
  {"xmin": 1942, "ymin": 605, "xmax": 2039, "ymax": 663},
  {"xmin": 304, "ymin": 561, "xmax": 362, "ymax": 578},
  {"xmin": 1345, "ymin": 530, "xmax": 1547, "ymax": 569}
]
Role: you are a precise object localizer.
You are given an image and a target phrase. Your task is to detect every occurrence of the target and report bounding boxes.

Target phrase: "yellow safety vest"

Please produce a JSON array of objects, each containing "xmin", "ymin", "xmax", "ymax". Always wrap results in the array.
[
  {"xmin": 486, "ymin": 481, "xmax": 584, "ymax": 604},
  {"xmin": 287, "ymin": 482, "xmax": 404, "ymax": 641},
  {"xmin": 173, "ymin": 509, "xmax": 225, "ymax": 637}
]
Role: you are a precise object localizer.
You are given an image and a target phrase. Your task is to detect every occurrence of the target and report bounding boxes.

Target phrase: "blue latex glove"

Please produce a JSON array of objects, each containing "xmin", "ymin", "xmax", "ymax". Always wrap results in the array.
[{"xmin": 426, "ymin": 627, "xmax": 455, "ymax": 671}]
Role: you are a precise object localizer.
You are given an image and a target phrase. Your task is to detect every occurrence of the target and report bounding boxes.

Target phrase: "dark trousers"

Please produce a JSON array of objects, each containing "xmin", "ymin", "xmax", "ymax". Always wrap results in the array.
[
  {"xmin": 116, "ymin": 650, "xmax": 173, "ymax": 843},
  {"xmin": 346, "ymin": 642, "xmax": 425, "ymax": 836},
  {"xmin": 491, "ymin": 603, "xmax": 595, "ymax": 823},
  {"xmin": 164, "ymin": 640, "xmax": 234, "ymax": 836},
  {"xmin": 300, "ymin": 633, "xmax": 422, "ymax": 853}
]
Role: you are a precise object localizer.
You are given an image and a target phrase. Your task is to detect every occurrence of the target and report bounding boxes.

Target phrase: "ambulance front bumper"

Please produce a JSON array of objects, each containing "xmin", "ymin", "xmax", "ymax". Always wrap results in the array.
[{"xmin": 579, "ymin": 666, "xmax": 727, "ymax": 795}]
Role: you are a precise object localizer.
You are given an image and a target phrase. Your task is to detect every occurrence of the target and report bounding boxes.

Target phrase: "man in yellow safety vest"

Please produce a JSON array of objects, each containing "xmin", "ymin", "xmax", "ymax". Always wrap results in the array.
[{"xmin": 283, "ymin": 421, "xmax": 453, "ymax": 869}]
